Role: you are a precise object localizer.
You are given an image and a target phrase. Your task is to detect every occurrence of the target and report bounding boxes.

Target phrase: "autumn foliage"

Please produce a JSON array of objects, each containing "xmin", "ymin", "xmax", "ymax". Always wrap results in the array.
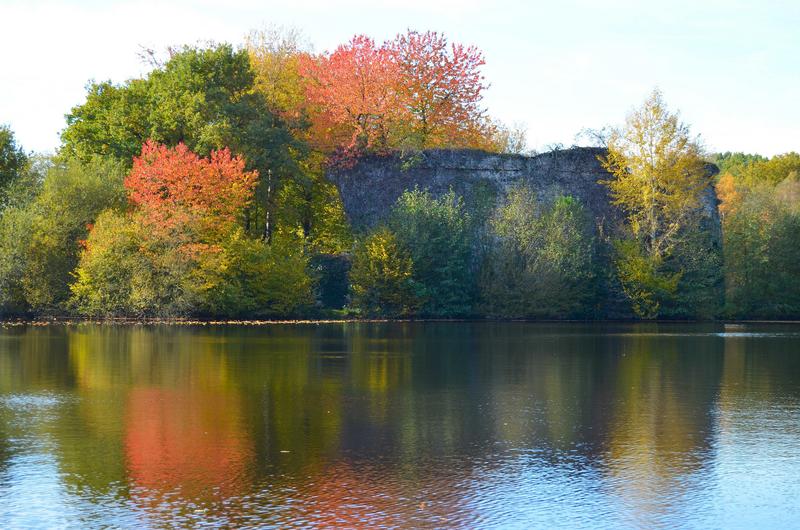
[
  {"xmin": 126, "ymin": 141, "xmax": 258, "ymax": 239},
  {"xmin": 715, "ymin": 172, "xmax": 740, "ymax": 218},
  {"xmin": 15, "ymin": 33, "xmax": 788, "ymax": 322},
  {"xmin": 71, "ymin": 141, "xmax": 316, "ymax": 317},
  {"xmin": 388, "ymin": 30, "xmax": 488, "ymax": 149},
  {"xmin": 299, "ymin": 35, "xmax": 399, "ymax": 155},
  {"xmin": 299, "ymin": 30, "xmax": 490, "ymax": 160}
]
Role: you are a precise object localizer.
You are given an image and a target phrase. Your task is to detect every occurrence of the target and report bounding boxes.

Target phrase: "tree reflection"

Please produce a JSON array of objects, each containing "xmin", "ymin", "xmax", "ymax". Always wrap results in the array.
[{"xmin": 0, "ymin": 322, "xmax": 798, "ymax": 527}]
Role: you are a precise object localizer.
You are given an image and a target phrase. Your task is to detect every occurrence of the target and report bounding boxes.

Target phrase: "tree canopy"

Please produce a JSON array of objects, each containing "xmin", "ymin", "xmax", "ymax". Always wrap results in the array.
[
  {"xmin": 601, "ymin": 89, "xmax": 718, "ymax": 318},
  {"xmin": 0, "ymin": 28, "xmax": 794, "ymax": 321},
  {"xmin": 0, "ymin": 125, "xmax": 29, "ymax": 207}
]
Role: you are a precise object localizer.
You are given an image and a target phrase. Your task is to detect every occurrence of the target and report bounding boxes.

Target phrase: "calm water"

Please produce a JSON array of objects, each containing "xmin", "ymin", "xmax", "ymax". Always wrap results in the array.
[{"xmin": 0, "ymin": 322, "xmax": 799, "ymax": 529}]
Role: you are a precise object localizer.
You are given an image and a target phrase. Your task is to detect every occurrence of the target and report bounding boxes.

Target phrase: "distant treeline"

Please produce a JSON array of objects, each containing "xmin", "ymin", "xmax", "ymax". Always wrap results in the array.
[{"xmin": 0, "ymin": 30, "xmax": 798, "ymax": 320}]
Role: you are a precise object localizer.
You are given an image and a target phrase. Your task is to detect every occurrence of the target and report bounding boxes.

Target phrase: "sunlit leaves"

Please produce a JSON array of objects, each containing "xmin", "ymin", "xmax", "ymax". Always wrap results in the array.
[
  {"xmin": 388, "ymin": 30, "xmax": 488, "ymax": 150},
  {"xmin": 126, "ymin": 141, "xmax": 258, "ymax": 241},
  {"xmin": 73, "ymin": 143, "xmax": 314, "ymax": 317},
  {"xmin": 602, "ymin": 89, "xmax": 709, "ymax": 261},
  {"xmin": 299, "ymin": 35, "xmax": 400, "ymax": 157},
  {"xmin": 349, "ymin": 227, "xmax": 421, "ymax": 317},
  {"xmin": 299, "ymin": 30, "xmax": 491, "ymax": 161}
]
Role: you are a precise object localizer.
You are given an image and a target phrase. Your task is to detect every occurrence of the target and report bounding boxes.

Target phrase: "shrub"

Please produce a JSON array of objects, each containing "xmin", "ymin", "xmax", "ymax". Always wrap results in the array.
[
  {"xmin": 481, "ymin": 186, "xmax": 596, "ymax": 318},
  {"xmin": 349, "ymin": 227, "xmax": 422, "ymax": 317},
  {"xmin": 389, "ymin": 188, "xmax": 475, "ymax": 317}
]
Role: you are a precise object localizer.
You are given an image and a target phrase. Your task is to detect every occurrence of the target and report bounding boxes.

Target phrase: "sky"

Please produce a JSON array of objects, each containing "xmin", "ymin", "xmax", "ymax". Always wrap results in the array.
[{"xmin": 0, "ymin": 0, "xmax": 798, "ymax": 156}]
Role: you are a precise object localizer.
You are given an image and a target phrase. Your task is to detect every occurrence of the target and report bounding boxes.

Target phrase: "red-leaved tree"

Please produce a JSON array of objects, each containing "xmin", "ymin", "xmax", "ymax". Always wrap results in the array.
[
  {"xmin": 388, "ymin": 30, "xmax": 488, "ymax": 149},
  {"xmin": 298, "ymin": 30, "xmax": 490, "ymax": 161},
  {"xmin": 126, "ymin": 141, "xmax": 258, "ymax": 244},
  {"xmin": 299, "ymin": 35, "xmax": 400, "ymax": 157}
]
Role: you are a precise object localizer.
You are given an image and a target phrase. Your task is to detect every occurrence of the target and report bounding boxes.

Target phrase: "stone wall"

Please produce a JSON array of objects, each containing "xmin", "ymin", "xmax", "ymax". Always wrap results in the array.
[{"xmin": 328, "ymin": 147, "xmax": 720, "ymax": 238}]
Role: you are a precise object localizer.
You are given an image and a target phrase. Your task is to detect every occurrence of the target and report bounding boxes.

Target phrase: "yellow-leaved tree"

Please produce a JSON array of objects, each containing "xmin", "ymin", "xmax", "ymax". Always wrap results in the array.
[
  {"xmin": 601, "ymin": 89, "xmax": 711, "ymax": 318},
  {"xmin": 245, "ymin": 25, "xmax": 309, "ymax": 123}
]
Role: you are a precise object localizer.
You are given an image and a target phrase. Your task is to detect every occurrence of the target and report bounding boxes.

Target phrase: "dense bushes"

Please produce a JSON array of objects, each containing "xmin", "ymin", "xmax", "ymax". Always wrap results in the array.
[
  {"xmin": 388, "ymin": 189, "xmax": 475, "ymax": 317},
  {"xmin": 70, "ymin": 143, "xmax": 315, "ymax": 318},
  {"xmin": 195, "ymin": 231, "xmax": 314, "ymax": 317},
  {"xmin": 0, "ymin": 158, "xmax": 127, "ymax": 315},
  {"xmin": 346, "ymin": 174, "xmax": 727, "ymax": 321},
  {"xmin": 72, "ymin": 217, "xmax": 314, "ymax": 317},
  {"xmin": 719, "ymin": 172, "xmax": 800, "ymax": 318},
  {"xmin": 480, "ymin": 187, "xmax": 597, "ymax": 318},
  {"xmin": 349, "ymin": 189, "xmax": 474, "ymax": 317},
  {"xmin": 349, "ymin": 186, "xmax": 599, "ymax": 319},
  {"xmin": 349, "ymin": 228, "xmax": 421, "ymax": 317}
]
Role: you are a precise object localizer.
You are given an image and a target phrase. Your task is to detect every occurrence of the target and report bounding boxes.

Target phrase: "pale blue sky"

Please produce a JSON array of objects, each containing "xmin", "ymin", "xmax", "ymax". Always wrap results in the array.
[{"xmin": 1, "ymin": 0, "xmax": 797, "ymax": 156}]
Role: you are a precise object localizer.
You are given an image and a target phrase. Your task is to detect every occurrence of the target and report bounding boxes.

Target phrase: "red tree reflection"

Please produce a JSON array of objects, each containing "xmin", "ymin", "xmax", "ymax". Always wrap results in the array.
[{"xmin": 124, "ymin": 387, "xmax": 252, "ymax": 503}]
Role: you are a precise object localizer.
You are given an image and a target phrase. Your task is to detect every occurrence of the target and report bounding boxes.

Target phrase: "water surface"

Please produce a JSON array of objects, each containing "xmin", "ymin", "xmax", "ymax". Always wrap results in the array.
[{"xmin": 0, "ymin": 322, "xmax": 799, "ymax": 528}]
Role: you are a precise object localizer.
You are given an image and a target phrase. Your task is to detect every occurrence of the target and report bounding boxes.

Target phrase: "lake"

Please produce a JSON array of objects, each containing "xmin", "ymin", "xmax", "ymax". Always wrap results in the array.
[{"xmin": 0, "ymin": 322, "xmax": 798, "ymax": 528}]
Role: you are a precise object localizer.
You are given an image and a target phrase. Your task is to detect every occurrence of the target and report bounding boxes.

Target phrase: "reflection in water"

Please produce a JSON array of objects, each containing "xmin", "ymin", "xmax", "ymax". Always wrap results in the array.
[
  {"xmin": 0, "ymin": 322, "xmax": 799, "ymax": 528},
  {"xmin": 125, "ymin": 387, "xmax": 251, "ymax": 497}
]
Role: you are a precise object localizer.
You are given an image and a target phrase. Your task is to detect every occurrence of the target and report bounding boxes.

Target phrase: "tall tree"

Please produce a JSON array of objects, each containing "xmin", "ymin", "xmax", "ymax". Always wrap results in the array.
[
  {"xmin": 602, "ymin": 89, "xmax": 709, "ymax": 260},
  {"xmin": 245, "ymin": 25, "xmax": 310, "ymax": 123},
  {"xmin": 298, "ymin": 30, "xmax": 493, "ymax": 158},
  {"xmin": 601, "ymin": 89, "xmax": 713, "ymax": 317},
  {"xmin": 388, "ymin": 30, "xmax": 489, "ymax": 149},
  {"xmin": 299, "ymin": 35, "xmax": 400, "ymax": 156}
]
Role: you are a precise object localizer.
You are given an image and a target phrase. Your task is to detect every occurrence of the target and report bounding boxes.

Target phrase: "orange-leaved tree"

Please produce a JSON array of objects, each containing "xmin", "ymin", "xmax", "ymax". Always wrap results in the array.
[
  {"xmin": 715, "ymin": 172, "xmax": 740, "ymax": 219},
  {"xmin": 299, "ymin": 30, "xmax": 492, "ymax": 161},
  {"xmin": 388, "ymin": 30, "xmax": 489, "ymax": 149},
  {"xmin": 299, "ymin": 35, "xmax": 400, "ymax": 157},
  {"xmin": 126, "ymin": 141, "xmax": 259, "ymax": 247}
]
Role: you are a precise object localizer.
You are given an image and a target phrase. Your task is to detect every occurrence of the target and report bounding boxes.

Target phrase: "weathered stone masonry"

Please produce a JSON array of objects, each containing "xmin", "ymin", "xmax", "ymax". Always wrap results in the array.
[{"xmin": 328, "ymin": 147, "xmax": 721, "ymax": 240}]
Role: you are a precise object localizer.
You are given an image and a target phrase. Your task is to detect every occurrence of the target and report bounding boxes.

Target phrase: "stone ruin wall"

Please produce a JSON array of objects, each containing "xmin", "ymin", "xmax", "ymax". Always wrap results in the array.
[{"xmin": 329, "ymin": 147, "xmax": 721, "ymax": 239}]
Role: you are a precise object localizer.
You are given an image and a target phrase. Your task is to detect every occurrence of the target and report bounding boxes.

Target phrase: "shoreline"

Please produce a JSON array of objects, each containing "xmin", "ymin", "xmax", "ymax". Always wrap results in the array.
[{"xmin": 2, "ymin": 317, "xmax": 800, "ymax": 327}]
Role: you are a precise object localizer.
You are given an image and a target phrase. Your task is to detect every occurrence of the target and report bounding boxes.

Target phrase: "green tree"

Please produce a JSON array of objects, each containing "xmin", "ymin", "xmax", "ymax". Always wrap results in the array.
[
  {"xmin": 660, "ymin": 227, "xmax": 723, "ymax": 319},
  {"xmin": 0, "ymin": 125, "xmax": 29, "ymax": 208},
  {"xmin": 389, "ymin": 188, "xmax": 475, "ymax": 317},
  {"xmin": 349, "ymin": 227, "xmax": 422, "ymax": 317},
  {"xmin": 719, "ymin": 172, "xmax": 800, "ymax": 318},
  {"xmin": 719, "ymin": 180, "xmax": 767, "ymax": 317},
  {"xmin": 72, "ymin": 208, "xmax": 205, "ymax": 317},
  {"xmin": 0, "ymin": 158, "xmax": 126, "ymax": 315},
  {"xmin": 0, "ymin": 206, "xmax": 36, "ymax": 313},
  {"xmin": 711, "ymin": 152, "xmax": 767, "ymax": 178},
  {"xmin": 741, "ymin": 152, "xmax": 800, "ymax": 186},
  {"xmin": 481, "ymin": 186, "xmax": 596, "ymax": 318},
  {"xmin": 766, "ymin": 208, "xmax": 800, "ymax": 316},
  {"xmin": 612, "ymin": 240, "xmax": 681, "ymax": 319}
]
